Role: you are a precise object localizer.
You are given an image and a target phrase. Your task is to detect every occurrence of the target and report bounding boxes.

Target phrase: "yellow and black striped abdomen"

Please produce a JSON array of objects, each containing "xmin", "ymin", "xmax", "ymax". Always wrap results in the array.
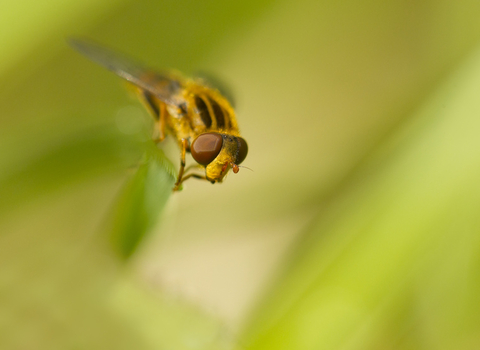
[{"xmin": 182, "ymin": 81, "xmax": 239, "ymax": 137}]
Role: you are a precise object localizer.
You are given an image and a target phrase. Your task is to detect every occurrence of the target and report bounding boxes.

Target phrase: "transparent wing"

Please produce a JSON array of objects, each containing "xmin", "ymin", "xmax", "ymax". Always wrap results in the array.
[{"xmin": 69, "ymin": 38, "xmax": 184, "ymax": 106}]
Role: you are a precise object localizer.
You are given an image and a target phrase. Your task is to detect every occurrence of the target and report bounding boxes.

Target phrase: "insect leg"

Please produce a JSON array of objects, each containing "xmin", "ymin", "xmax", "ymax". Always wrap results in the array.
[
  {"xmin": 181, "ymin": 173, "xmax": 207, "ymax": 182},
  {"xmin": 179, "ymin": 164, "xmax": 208, "ymax": 185},
  {"xmin": 184, "ymin": 164, "xmax": 203, "ymax": 173},
  {"xmin": 173, "ymin": 138, "xmax": 189, "ymax": 191}
]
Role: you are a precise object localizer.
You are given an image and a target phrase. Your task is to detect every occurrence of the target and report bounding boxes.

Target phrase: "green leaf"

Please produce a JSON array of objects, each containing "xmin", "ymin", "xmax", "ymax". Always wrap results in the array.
[{"xmin": 109, "ymin": 142, "xmax": 175, "ymax": 259}]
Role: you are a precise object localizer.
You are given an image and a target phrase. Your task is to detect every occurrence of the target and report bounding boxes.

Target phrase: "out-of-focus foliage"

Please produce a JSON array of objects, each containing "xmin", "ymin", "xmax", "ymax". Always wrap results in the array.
[
  {"xmin": 2, "ymin": 0, "xmax": 480, "ymax": 349},
  {"xmin": 109, "ymin": 143, "xmax": 175, "ymax": 259},
  {"xmin": 243, "ymin": 46, "xmax": 480, "ymax": 350}
]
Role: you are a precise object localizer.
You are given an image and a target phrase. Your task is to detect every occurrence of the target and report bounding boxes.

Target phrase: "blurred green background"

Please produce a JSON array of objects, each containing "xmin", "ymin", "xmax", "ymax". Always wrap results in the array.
[{"xmin": 2, "ymin": 0, "xmax": 480, "ymax": 349}]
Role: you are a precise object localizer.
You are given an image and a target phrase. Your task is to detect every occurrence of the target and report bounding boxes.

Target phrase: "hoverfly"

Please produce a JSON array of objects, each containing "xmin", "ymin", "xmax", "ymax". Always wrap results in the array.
[{"xmin": 70, "ymin": 39, "xmax": 248, "ymax": 191}]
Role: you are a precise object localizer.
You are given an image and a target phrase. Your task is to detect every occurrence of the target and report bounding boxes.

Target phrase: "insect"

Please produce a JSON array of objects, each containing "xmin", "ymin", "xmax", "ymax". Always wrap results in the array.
[{"xmin": 70, "ymin": 39, "xmax": 248, "ymax": 191}]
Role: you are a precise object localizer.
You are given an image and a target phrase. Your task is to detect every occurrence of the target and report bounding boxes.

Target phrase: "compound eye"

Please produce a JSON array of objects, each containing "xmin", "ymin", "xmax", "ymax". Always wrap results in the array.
[
  {"xmin": 236, "ymin": 137, "xmax": 248, "ymax": 165},
  {"xmin": 191, "ymin": 133, "xmax": 224, "ymax": 166}
]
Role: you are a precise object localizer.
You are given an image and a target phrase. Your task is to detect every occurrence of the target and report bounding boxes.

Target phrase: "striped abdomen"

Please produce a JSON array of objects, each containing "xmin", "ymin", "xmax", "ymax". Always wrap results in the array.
[{"xmin": 181, "ymin": 82, "xmax": 240, "ymax": 138}]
